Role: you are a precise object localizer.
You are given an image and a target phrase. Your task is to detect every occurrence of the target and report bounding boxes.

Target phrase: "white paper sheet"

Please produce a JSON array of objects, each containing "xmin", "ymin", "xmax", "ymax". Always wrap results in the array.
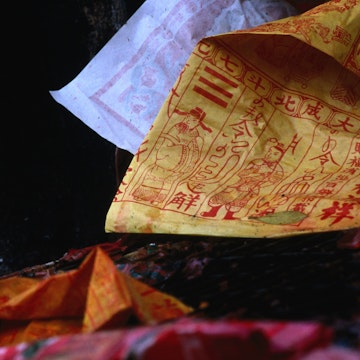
[{"xmin": 50, "ymin": 0, "xmax": 297, "ymax": 154}]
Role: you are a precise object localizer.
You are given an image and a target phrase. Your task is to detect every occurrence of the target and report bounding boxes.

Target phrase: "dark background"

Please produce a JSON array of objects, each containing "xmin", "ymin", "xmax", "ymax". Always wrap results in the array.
[{"xmin": 0, "ymin": 0, "xmax": 144, "ymax": 274}]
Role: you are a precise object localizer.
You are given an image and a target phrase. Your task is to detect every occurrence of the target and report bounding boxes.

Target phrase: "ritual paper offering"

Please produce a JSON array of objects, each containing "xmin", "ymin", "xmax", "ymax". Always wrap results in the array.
[
  {"xmin": 49, "ymin": 0, "xmax": 298, "ymax": 154},
  {"xmin": 106, "ymin": 0, "xmax": 360, "ymax": 238},
  {"xmin": 0, "ymin": 247, "xmax": 193, "ymax": 346}
]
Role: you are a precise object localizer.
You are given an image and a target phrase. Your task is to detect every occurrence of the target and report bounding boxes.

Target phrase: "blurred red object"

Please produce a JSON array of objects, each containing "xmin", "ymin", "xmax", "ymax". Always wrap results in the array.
[
  {"xmin": 0, "ymin": 318, "xmax": 334, "ymax": 360},
  {"xmin": 337, "ymin": 228, "xmax": 360, "ymax": 250}
]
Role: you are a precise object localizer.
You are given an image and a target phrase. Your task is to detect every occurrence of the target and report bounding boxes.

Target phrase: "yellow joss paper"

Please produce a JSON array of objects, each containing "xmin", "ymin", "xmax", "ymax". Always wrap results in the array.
[{"xmin": 106, "ymin": 0, "xmax": 360, "ymax": 238}]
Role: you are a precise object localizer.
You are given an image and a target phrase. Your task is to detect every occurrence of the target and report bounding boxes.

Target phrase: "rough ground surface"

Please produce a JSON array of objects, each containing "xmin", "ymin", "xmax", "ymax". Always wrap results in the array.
[{"xmin": 0, "ymin": 0, "xmax": 142, "ymax": 275}]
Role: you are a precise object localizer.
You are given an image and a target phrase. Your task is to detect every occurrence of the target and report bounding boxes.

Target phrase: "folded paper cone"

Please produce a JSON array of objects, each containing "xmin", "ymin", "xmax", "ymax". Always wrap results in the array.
[{"xmin": 0, "ymin": 247, "xmax": 193, "ymax": 346}]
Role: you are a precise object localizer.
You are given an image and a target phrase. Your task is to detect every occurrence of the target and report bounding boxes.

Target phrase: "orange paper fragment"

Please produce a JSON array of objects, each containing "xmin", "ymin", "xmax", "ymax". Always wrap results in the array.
[{"xmin": 0, "ymin": 247, "xmax": 193, "ymax": 346}]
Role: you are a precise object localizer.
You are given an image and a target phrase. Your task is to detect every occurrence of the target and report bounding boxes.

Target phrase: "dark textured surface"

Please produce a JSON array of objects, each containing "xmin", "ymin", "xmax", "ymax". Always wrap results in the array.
[
  {"xmin": 0, "ymin": 0, "xmax": 140, "ymax": 274},
  {"xmin": 4, "ymin": 230, "xmax": 359, "ymax": 349}
]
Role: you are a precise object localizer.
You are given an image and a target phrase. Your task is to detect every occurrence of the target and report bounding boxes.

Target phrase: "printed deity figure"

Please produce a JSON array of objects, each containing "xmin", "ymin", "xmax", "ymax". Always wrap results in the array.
[
  {"xmin": 201, "ymin": 139, "xmax": 285, "ymax": 219},
  {"xmin": 132, "ymin": 107, "xmax": 212, "ymax": 205}
]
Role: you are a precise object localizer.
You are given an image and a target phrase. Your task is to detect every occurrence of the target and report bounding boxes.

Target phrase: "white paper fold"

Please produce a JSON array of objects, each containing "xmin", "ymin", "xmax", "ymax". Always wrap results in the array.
[{"xmin": 50, "ymin": 0, "xmax": 297, "ymax": 154}]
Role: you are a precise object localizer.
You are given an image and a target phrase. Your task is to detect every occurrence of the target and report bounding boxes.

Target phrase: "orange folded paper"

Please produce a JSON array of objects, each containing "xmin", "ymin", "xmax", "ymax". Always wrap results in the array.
[
  {"xmin": 106, "ymin": 0, "xmax": 360, "ymax": 238},
  {"xmin": 0, "ymin": 247, "xmax": 193, "ymax": 346}
]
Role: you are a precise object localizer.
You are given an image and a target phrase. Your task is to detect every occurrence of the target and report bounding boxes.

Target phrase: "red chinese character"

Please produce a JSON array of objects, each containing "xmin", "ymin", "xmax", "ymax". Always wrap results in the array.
[
  {"xmin": 332, "ymin": 25, "xmax": 352, "ymax": 46},
  {"xmin": 168, "ymin": 192, "xmax": 200, "ymax": 211},
  {"xmin": 353, "ymin": 184, "xmax": 360, "ymax": 195},
  {"xmin": 348, "ymin": 156, "xmax": 360, "ymax": 168},
  {"xmin": 302, "ymin": 101, "xmax": 323, "ymax": 120},
  {"xmin": 220, "ymin": 53, "xmax": 239, "ymax": 72},
  {"xmin": 354, "ymin": 142, "xmax": 360, "ymax": 153},
  {"xmin": 274, "ymin": 95, "xmax": 296, "ymax": 112},
  {"xmin": 333, "ymin": 116, "xmax": 355, "ymax": 132},
  {"xmin": 320, "ymin": 201, "xmax": 354, "ymax": 225},
  {"xmin": 247, "ymin": 74, "xmax": 266, "ymax": 91}
]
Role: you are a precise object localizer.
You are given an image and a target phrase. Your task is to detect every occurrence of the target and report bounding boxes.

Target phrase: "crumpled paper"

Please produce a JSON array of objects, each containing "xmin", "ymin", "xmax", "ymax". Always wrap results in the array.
[
  {"xmin": 49, "ymin": 0, "xmax": 298, "ymax": 154},
  {"xmin": 105, "ymin": 0, "xmax": 360, "ymax": 238},
  {"xmin": 0, "ymin": 247, "xmax": 193, "ymax": 346}
]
